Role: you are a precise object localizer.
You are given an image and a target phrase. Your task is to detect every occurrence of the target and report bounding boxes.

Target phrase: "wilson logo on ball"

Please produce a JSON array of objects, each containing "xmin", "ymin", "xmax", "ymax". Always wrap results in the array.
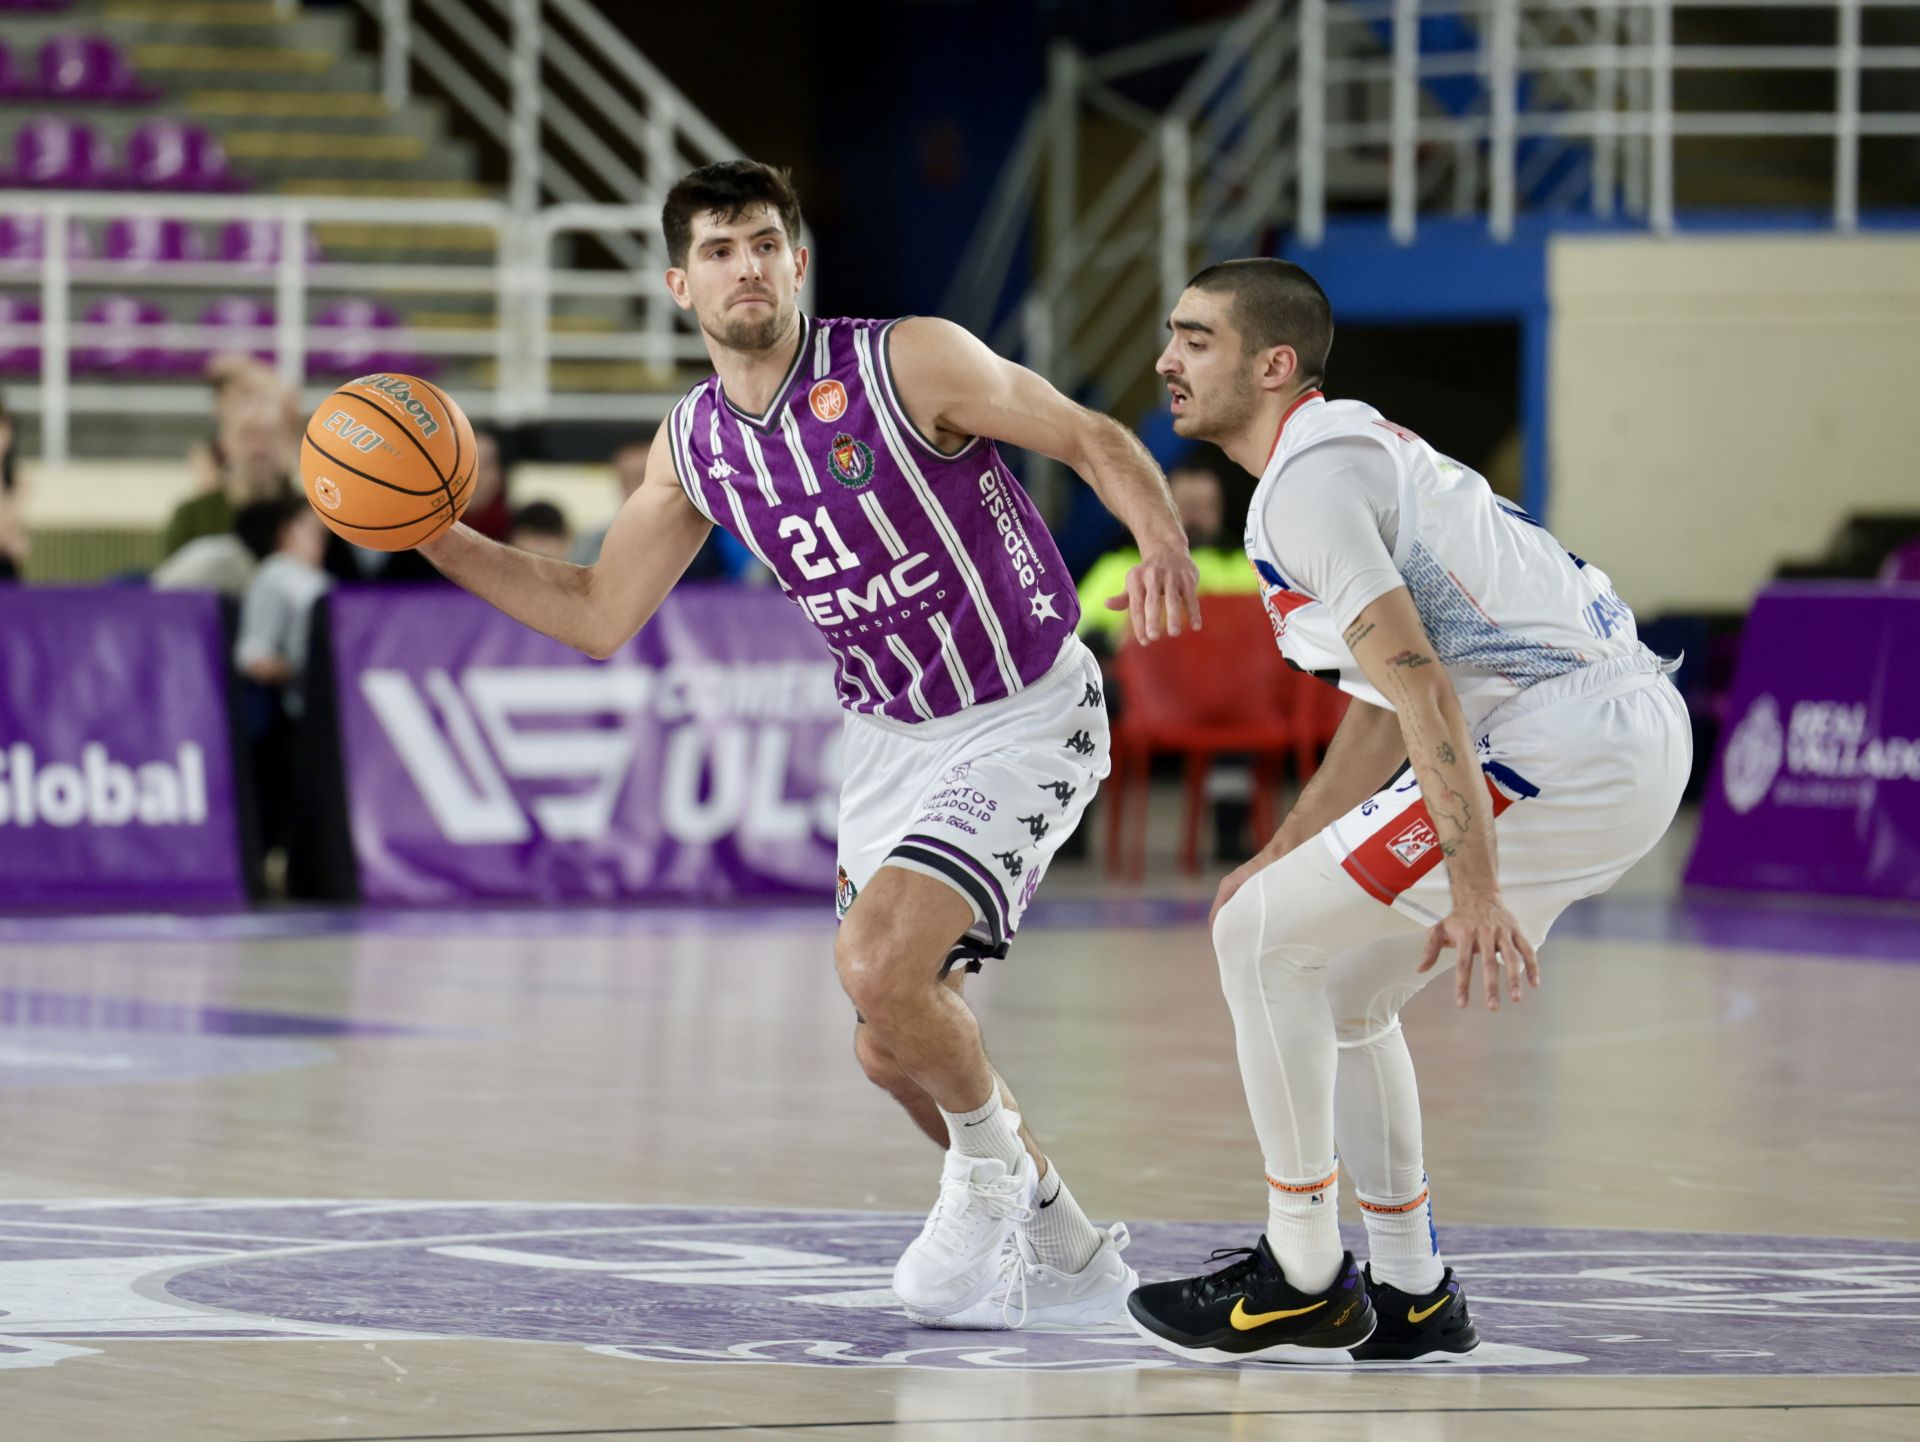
[{"xmin": 352, "ymin": 373, "xmax": 442, "ymax": 438}]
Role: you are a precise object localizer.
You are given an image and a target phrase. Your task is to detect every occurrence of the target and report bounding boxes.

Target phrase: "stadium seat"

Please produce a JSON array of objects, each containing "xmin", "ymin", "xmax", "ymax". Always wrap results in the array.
[
  {"xmin": 75, "ymin": 294, "xmax": 174, "ymax": 375},
  {"xmin": 219, "ymin": 218, "xmax": 322, "ymax": 270},
  {"xmin": 199, "ymin": 295, "xmax": 277, "ymax": 364},
  {"xmin": 102, "ymin": 215, "xmax": 206, "ymax": 268},
  {"xmin": 0, "ymin": 294, "xmax": 40, "ymax": 373},
  {"xmin": 0, "ymin": 211, "xmax": 94, "ymax": 261},
  {"xmin": 308, "ymin": 297, "xmax": 434, "ymax": 379},
  {"xmin": 8, "ymin": 115, "xmax": 118, "ymax": 187},
  {"xmin": 37, "ymin": 34, "xmax": 157, "ymax": 103},
  {"xmin": 126, "ymin": 120, "xmax": 241, "ymax": 192},
  {"xmin": 0, "ymin": 40, "xmax": 23, "ymax": 99},
  {"xmin": 1104, "ymin": 594, "xmax": 1314, "ymax": 877}
]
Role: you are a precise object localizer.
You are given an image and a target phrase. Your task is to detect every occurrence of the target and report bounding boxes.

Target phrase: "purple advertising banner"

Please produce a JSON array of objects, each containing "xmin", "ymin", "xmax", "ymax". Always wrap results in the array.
[
  {"xmin": 1687, "ymin": 582, "xmax": 1920, "ymax": 901},
  {"xmin": 0, "ymin": 588, "xmax": 245, "ymax": 908},
  {"xmin": 330, "ymin": 585, "xmax": 843, "ymax": 904}
]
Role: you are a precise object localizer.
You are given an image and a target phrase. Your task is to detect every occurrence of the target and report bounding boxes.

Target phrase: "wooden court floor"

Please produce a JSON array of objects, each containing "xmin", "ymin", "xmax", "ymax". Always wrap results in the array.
[{"xmin": 3, "ymin": 827, "xmax": 1918, "ymax": 1441}]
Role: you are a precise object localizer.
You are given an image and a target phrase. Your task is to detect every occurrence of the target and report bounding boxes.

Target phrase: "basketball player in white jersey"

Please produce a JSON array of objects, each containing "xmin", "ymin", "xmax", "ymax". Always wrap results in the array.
[
  {"xmin": 1125, "ymin": 259, "xmax": 1690, "ymax": 1363},
  {"xmin": 418, "ymin": 161, "xmax": 1203, "ymax": 1331}
]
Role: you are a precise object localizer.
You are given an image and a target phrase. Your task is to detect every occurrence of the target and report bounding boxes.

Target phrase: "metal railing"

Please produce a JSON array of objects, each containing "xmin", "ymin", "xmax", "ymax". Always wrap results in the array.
[
  {"xmin": 0, "ymin": 192, "xmax": 723, "ymax": 462},
  {"xmin": 952, "ymin": 0, "xmax": 1920, "ymax": 408}
]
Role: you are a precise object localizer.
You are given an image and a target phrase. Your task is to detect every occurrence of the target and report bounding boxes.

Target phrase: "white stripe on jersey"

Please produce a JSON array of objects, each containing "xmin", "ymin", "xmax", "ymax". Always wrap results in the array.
[
  {"xmin": 825, "ymin": 640, "xmax": 872, "ymax": 709},
  {"xmin": 736, "ymin": 420, "xmax": 781, "ymax": 508},
  {"xmin": 708, "ymin": 419, "xmax": 784, "ymax": 586},
  {"xmin": 668, "ymin": 392, "xmax": 715, "ymax": 523},
  {"xmin": 928, "ymin": 614, "xmax": 976, "ymax": 710},
  {"xmin": 858, "ymin": 492, "xmax": 908, "ymax": 561},
  {"xmin": 778, "ymin": 407, "xmax": 822, "ymax": 496},
  {"xmin": 813, "ymin": 322, "xmax": 831, "ymax": 380},
  {"xmin": 846, "ymin": 645, "xmax": 892, "ymax": 705},
  {"xmin": 852, "ymin": 327, "xmax": 1022, "ymax": 698},
  {"xmin": 884, "ymin": 634, "xmax": 935, "ymax": 721}
]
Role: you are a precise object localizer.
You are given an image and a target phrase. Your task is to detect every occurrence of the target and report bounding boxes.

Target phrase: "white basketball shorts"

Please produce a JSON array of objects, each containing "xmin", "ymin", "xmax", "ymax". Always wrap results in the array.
[
  {"xmin": 835, "ymin": 637, "xmax": 1110, "ymax": 971},
  {"xmin": 1321, "ymin": 652, "xmax": 1692, "ymax": 943}
]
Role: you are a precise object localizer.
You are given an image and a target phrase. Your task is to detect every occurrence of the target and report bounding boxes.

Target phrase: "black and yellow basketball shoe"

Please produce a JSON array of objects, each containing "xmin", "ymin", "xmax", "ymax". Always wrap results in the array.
[
  {"xmin": 1127, "ymin": 1237, "xmax": 1375, "ymax": 1363},
  {"xmin": 1348, "ymin": 1266, "xmax": 1480, "ymax": 1362}
]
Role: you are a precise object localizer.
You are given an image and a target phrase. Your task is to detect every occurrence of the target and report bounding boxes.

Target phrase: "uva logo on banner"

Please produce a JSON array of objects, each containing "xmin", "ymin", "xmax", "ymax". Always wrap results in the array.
[
  {"xmin": 0, "ymin": 743, "xmax": 209, "ymax": 829},
  {"xmin": 1723, "ymin": 695, "xmax": 1785, "ymax": 815},
  {"xmin": 1722, "ymin": 692, "xmax": 1920, "ymax": 815},
  {"xmin": 360, "ymin": 664, "xmax": 840, "ymax": 846}
]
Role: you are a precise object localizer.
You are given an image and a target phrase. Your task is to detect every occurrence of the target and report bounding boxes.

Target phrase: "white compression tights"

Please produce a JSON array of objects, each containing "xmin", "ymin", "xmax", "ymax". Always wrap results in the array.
[{"xmin": 1213, "ymin": 841, "xmax": 1447, "ymax": 1293}]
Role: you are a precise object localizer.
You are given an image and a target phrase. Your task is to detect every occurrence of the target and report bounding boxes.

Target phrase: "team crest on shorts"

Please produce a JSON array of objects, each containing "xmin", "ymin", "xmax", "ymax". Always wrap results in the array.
[
  {"xmin": 1387, "ymin": 817, "xmax": 1439, "ymax": 867},
  {"xmin": 826, "ymin": 433, "xmax": 875, "ymax": 488},
  {"xmin": 835, "ymin": 866, "xmax": 859, "ymax": 917}
]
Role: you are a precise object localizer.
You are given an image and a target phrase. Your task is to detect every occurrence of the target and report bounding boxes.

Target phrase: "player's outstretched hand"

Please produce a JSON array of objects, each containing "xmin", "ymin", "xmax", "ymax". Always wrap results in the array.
[
  {"xmin": 1105, "ymin": 544, "xmax": 1203, "ymax": 645},
  {"xmin": 1417, "ymin": 894, "xmax": 1540, "ymax": 1011}
]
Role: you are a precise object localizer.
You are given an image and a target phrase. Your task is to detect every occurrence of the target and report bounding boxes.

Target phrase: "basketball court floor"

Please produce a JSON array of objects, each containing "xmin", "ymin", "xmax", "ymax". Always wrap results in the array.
[{"xmin": 3, "ymin": 819, "xmax": 1917, "ymax": 1440}]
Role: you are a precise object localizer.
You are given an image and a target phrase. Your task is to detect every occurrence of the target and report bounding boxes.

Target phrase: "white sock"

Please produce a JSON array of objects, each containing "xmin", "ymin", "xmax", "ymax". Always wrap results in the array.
[
  {"xmin": 939, "ymin": 1091, "xmax": 1025, "ymax": 1173},
  {"xmin": 1025, "ymin": 1162, "xmax": 1102, "ymax": 1274},
  {"xmin": 1265, "ymin": 1166, "xmax": 1343, "ymax": 1293},
  {"xmin": 1335, "ymin": 1014, "xmax": 1445, "ymax": 1295},
  {"xmin": 1357, "ymin": 1177, "xmax": 1444, "ymax": 1295}
]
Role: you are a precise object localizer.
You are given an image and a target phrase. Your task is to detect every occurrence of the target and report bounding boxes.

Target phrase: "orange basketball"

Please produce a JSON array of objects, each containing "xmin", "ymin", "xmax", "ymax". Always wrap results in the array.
[{"xmin": 299, "ymin": 373, "xmax": 477, "ymax": 551}]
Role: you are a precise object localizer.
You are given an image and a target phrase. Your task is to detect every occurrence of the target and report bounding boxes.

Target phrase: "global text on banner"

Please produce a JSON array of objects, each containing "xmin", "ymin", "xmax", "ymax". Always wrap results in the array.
[
  {"xmin": 1686, "ymin": 583, "xmax": 1920, "ymax": 902},
  {"xmin": 0, "ymin": 588, "xmax": 246, "ymax": 908},
  {"xmin": 329, "ymin": 585, "xmax": 843, "ymax": 903}
]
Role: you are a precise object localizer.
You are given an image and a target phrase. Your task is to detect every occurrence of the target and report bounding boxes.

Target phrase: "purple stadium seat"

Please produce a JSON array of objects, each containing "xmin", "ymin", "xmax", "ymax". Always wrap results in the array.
[
  {"xmin": 218, "ymin": 217, "xmax": 322, "ymax": 270},
  {"xmin": 308, "ymin": 297, "xmax": 435, "ymax": 379},
  {"xmin": 9, "ymin": 116, "xmax": 116, "ymax": 186},
  {"xmin": 1881, "ymin": 539, "xmax": 1920, "ymax": 585},
  {"xmin": 101, "ymin": 215, "xmax": 206, "ymax": 268},
  {"xmin": 126, "ymin": 120, "xmax": 239, "ymax": 192},
  {"xmin": 0, "ymin": 212, "xmax": 94, "ymax": 261},
  {"xmin": 76, "ymin": 294, "xmax": 172, "ymax": 374},
  {"xmin": 0, "ymin": 295, "xmax": 40, "ymax": 373},
  {"xmin": 199, "ymin": 295, "xmax": 276, "ymax": 364},
  {"xmin": 0, "ymin": 40, "xmax": 23, "ymax": 99},
  {"xmin": 37, "ymin": 34, "xmax": 156, "ymax": 104}
]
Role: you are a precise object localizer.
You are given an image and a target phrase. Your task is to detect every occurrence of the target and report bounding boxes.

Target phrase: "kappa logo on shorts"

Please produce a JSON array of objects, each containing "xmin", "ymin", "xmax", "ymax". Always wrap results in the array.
[
  {"xmin": 1063, "ymin": 730, "xmax": 1096, "ymax": 757},
  {"xmin": 1080, "ymin": 682, "xmax": 1103, "ymax": 709},
  {"xmin": 1016, "ymin": 813, "xmax": 1049, "ymax": 842},
  {"xmin": 992, "ymin": 849, "xmax": 1024, "ymax": 878},
  {"xmin": 808, "ymin": 379, "xmax": 849, "ymax": 423},
  {"xmin": 1386, "ymin": 818, "xmax": 1439, "ymax": 867}
]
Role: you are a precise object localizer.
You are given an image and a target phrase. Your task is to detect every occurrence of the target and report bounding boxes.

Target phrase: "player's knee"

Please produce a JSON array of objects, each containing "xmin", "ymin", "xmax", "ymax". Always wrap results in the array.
[
  {"xmin": 1334, "ymin": 1012, "xmax": 1402, "ymax": 1049},
  {"xmin": 834, "ymin": 931, "xmax": 910, "ymax": 1024},
  {"xmin": 853, "ymin": 1024, "xmax": 913, "ymax": 1097}
]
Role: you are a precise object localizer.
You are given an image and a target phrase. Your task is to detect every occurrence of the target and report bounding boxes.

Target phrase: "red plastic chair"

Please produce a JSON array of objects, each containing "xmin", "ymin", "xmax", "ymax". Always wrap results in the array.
[{"xmin": 1106, "ymin": 594, "xmax": 1314, "ymax": 878}]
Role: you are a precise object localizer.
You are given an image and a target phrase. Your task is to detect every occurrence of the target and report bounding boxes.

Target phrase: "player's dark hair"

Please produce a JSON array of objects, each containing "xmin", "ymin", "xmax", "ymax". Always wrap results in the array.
[
  {"xmin": 662, "ymin": 160, "xmax": 803, "ymax": 269},
  {"xmin": 1187, "ymin": 259, "xmax": 1334, "ymax": 387}
]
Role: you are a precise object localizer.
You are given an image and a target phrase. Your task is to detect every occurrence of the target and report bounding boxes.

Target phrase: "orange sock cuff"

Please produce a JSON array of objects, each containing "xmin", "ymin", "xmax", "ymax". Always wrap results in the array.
[
  {"xmin": 1266, "ymin": 1167, "xmax": 1339, "ymax": 1195},
  {"xmin": 1357, "ymin": 1188, "xmax": 1430, "ymax": 1215}
]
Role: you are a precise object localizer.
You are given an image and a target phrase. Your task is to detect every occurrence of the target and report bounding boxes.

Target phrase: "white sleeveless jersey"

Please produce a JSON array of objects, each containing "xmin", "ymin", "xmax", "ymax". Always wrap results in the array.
[{"xmin": 1247, "ymin": 392, "xmax": 1645, "ymax": 730}]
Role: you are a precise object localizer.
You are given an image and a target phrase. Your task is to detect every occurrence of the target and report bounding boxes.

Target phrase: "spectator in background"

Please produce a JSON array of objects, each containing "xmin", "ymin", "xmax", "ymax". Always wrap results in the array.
[
  {"xmin": 163, "ymin": 389, "xmax": 295, "ymax": 558},
  {"xmin": 0, "ymin": 387, "xmax": 23, "ymax": 582},
  {"xmin": 235, "ymin": 498, "xmax": 332, "ymax": 712},
  {"xmin": 461, "ymin": 428, "xmax": 514, "ymax": 543},
  {"xmin": 1075, "ymin": 454, "xmax": 1257, "ymax": 655},
  {"xmin": 571, "ymin": 428, "xmax": 760, "ymax": 580},
  {"xmin": 151, "ymin": 496, "xmax": 288, "ymax": 595},
  {"xmin": 507, "ymin": 500, "xmax": 572, "ymax": 561}
]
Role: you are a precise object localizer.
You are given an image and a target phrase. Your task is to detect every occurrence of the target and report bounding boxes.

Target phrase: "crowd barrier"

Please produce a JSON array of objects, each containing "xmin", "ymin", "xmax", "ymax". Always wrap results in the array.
[
  {"xmin": 1687, "ymin": 583, "xmax": 1920, "ymax": 902},
  {"xmin": 0, "ymin": 584, "xmax": 842, "ymax": 909}
]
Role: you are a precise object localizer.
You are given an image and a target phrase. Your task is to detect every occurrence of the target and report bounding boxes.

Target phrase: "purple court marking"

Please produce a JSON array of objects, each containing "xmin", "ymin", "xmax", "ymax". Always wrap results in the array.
[
  {"xmin": 0, "ymin": 988, "xmax": 435, "ymax": 1038},
  {"xmin": 0, "ymin": 1201, "xmax": 1914, "ymax": 1375}
]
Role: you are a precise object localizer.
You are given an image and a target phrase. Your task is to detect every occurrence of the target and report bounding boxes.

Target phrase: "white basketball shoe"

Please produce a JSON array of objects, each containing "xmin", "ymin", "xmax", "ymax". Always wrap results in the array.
[
  {"xmin": 921, "ymin": 1222, "xmax": 1137, "ymax": 1331},
  {"xmin": 893, "ymin": 1148, "xmax": 1037, "ymax": 1323}
]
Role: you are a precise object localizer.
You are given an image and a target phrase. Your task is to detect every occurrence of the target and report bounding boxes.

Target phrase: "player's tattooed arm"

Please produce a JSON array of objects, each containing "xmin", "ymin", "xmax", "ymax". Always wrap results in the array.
[{"xmin": 887, "ymin": 316, "xmax": 1201, "ymax": 643}]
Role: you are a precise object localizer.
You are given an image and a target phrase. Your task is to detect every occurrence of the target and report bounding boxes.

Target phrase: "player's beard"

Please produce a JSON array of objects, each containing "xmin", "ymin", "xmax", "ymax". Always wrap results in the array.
[
  {"xmin": 1179, "ymin": 367, "xmax": 1259, "ymax": 444},
  {"xmin": 700, "ymin": 295, "xmax": 796, "ymax": 355}
]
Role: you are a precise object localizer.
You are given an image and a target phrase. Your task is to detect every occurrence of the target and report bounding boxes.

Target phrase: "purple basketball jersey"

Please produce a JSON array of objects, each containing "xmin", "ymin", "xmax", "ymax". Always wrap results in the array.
[{"xmin": 667, "ymin": 315, "xmax": 1080, "ymax": 724}]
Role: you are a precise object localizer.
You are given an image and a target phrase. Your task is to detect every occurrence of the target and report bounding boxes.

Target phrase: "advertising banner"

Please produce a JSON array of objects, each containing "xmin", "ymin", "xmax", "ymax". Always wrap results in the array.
[
  {"xmin": 329, "ymin": 585, "xmax": 842, "ymax": 903},
  {"xmin": 0, "ymin": 588, "xmax": 245, "ymax": 908},
  {"xmin": 1687, "ymin": 583, "xmax": 1920, "ymax": 901}
]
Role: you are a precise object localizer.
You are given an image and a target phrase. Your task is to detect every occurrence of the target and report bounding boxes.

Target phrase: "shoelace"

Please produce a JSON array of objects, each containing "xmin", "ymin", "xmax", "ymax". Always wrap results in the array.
[
  {"xmin": 1188, "ymin": 1246, "xmax": 1265, "ymax": 1305},
  {"xmin": 990, "ymin": 1222, "xmax": 1131, "ymax": 1329},
  {"xmin": 922, "ymin": 1172, "xmax": 1033, "ymax": 1258}
]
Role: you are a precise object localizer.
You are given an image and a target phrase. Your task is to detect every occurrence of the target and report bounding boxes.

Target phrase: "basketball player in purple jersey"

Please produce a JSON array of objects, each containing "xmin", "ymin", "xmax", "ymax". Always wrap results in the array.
[{"xmin": 419, "ymin": 161, "xmax": 1202, "ymax": 1330}]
